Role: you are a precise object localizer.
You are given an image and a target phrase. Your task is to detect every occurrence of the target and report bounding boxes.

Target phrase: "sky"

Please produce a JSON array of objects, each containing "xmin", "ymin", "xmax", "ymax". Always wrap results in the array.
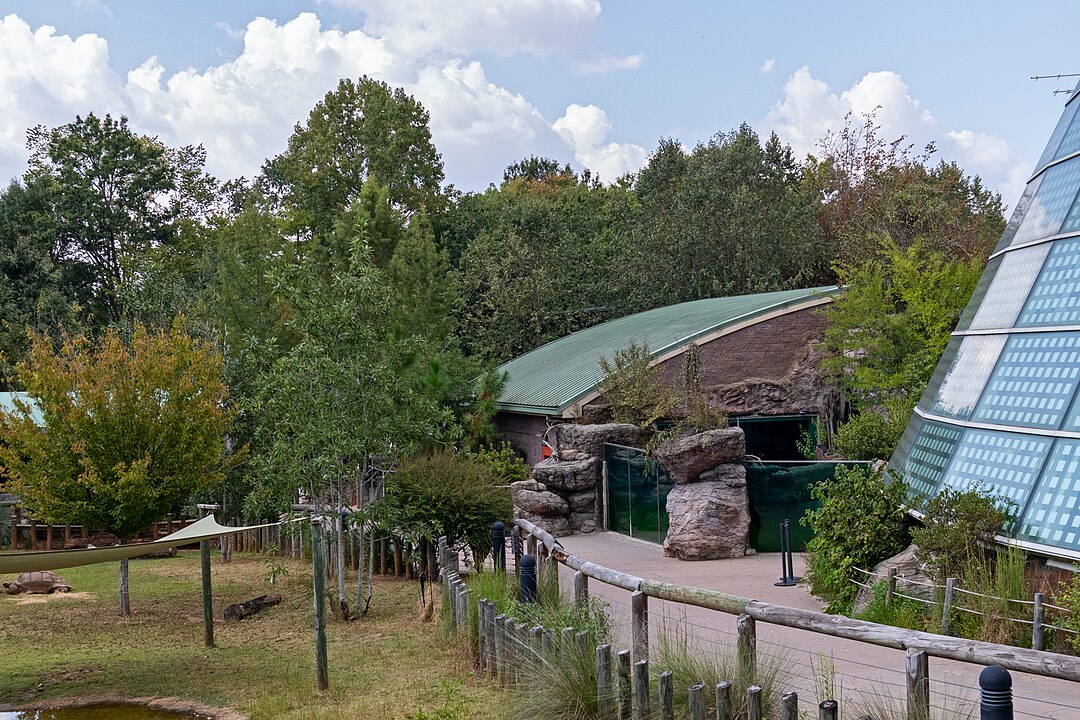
[{"xmin": 2, "ymin": 1, "xmax": 1079, "ymax": 209}]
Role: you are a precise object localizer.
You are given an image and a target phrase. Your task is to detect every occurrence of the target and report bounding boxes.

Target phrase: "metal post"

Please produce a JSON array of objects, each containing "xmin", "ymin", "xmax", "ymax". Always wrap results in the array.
[
  {"xmin": 492, "ymin": 522, "xmax": 506, "ymax": 574},
  {"xmin": 785, "ymin": 520, "xmax": 797, "ymax": 582},
  {"xmin": 311, "ymin": 520, "xmax": 329, "ymax": 691},
  {"xmin": 520, "ymin": 555, "xmax": 537, "ymax": 603},
  {"xmin": 979, "ymin": 664, "xmax": 1013, "ymax": 720}
]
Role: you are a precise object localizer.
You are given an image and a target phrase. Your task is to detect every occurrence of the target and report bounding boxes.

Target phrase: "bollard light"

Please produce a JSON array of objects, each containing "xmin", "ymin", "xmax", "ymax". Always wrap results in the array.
[
  {"xmin": 519, "ymin": 554, "xmax": 537, "ymax": 603},
  {"xmin": 492, "ymin": 521, "xmax": 506, "ymax": 574},
  {"xmin": 979, "ymin": 664, "xmax": 1013, "ymax": 720}
]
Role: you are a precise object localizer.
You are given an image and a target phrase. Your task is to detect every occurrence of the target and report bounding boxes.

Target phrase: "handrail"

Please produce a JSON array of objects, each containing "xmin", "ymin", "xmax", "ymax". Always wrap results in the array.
[{"xmin": 513, "ymin": 518, "xmax": 1080, "ymax": 683}]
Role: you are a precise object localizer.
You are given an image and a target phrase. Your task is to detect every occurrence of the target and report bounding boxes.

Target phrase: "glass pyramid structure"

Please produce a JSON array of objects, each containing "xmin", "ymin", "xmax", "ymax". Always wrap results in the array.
[{"xmin": 888, "ymin": 83, "xmax": 1080, "ymax": 561}]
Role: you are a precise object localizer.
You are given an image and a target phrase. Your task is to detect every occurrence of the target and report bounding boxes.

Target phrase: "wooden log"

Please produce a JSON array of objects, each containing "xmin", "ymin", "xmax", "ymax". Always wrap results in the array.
[
  {"xmin": 781, "ymin": 691, "xmax": 798, "ymax": 720},
  {"xmin": 737, "ymin": 614, "xmax": 756, "ymax": 675},
  {"xmin": 575, "ymin": 570, "xmax": 589, "ymax": 608},
  {"xmin": 200, "ymin": 538, "xmax": 214, "ymax": 647},
  {"xmin": 632, "ymin": 590, "xmax": 649, "ymax": 663},
  {"xmin": 640, "ymin": 578, "xmax": 748, "ymax": 615},
  {"xmin": 941, "ymin": 577, "xmax": 955, "ymax": 635},
  {"xmin": 224, "ymin": 593, "xmax": 283, "ymax": 622},
  {"xmin": 715, "ymin": 681, "xmax": 733, "ymax": 720},
  {"xmin": 818, "ymin": 700, "xmax": 838, "ymax": 720},
  {"xmin": 688, "ymin": 682, "xmax": 705, "ymax": 720},
  {"xmin": 617, "ymin": 649, "xmax": 632, "ymax": 720},
  {"xmin": 886, "ymin": 567, "xmax": 896, "ymax": 607},
  {"xmin": 596, "ymin": 643, "xmax": 613, "ymax": 720},
  {"xmin": 905, "ymin": 649, "xmax": 929, "ymax": 720},
  {"xmin": 1033, "ymin": 592, "xmax": 1045, "ymax": 652},
  {"xmin": 746, "ymin": 685, "xmax": 762, "ymax": 720},
  {"xmin": 633, "ymin": 659, "xmax": 650, "ymax": 720},
  {"xmin": 658, "ymin": 671, "xmax": 674, "ymax": 720}
]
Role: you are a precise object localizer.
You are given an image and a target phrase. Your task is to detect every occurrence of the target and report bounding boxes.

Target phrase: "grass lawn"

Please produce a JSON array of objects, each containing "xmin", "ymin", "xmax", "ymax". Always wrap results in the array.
[{"xmin": 0, "ymin": 551, "xmax": 503, "ymax": 719}]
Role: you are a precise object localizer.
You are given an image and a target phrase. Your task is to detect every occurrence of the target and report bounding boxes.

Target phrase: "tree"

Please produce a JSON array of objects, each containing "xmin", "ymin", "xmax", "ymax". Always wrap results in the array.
[
  {"xmin": 261, "ymin": 77, "xmax": 444, "ymax": 241},
  {"xmin": 0, "ymin": 320, "xmax": 239, "ymax": 615},
  {"xmin": 387, "ymin": 214, "xmax": 456, "ymax": 341}
]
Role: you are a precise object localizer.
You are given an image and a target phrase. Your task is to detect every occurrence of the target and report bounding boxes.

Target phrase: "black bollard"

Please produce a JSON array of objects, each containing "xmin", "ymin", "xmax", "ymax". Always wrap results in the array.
[
  {"xmin": 520, "ymin": 554, "xmax": 537, "ymax": 603},
  {"xmin": 784, "ymin": 520, "xmax": 799, "ymax": 583},
  {"xmin": 492, "ymin": 521, "xmax": 506, "ymax": 574},
  {"xmin": 979, "ymin": 665, "xmax": 1013, "ymax": 720},
  {"xmin": 774, "ymin": 519, "xmax": 799, "ymax": 587}
]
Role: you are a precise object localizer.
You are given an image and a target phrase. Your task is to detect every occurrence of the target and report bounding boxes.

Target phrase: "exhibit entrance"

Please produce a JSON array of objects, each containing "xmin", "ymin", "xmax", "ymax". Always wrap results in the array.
[{"xmin": 604, "ymin": 442, "xmax": 673, "ymax": 544}]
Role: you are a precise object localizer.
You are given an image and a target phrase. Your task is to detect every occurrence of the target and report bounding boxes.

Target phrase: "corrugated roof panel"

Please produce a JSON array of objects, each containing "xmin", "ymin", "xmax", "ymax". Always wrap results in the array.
[{"xmin": 496, "ymin": 286, "xmax": 840, "ymax": 415}]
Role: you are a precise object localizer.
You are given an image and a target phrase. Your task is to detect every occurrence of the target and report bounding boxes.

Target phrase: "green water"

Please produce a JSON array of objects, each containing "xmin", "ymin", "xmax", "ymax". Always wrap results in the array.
[{"xmin": 0, "ymin": 705, "xmax": 198, "ymax": 719}]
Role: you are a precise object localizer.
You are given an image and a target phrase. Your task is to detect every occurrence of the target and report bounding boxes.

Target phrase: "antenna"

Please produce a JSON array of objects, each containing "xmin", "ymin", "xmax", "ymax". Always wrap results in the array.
[{"xmin": 1031, "ymin": 74, "xmax": 1080, "ymax": 97}]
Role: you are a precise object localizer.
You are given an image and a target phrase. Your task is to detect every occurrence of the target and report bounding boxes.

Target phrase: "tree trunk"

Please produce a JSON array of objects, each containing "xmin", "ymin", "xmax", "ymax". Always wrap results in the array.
[
  {"xmin": 119, "ymin": 551, "xmax": 130, "ymax": 617},
  {"xmin": 355, "ymin": 519, "xmax": 366, "ymax": 611},
  {"xmin": 336, "ymin": 509, "xmax": 346, "ymax": 609},
  {"xmin": 224, "ymin": 593, "xmax": 282, "ymax": 621}
]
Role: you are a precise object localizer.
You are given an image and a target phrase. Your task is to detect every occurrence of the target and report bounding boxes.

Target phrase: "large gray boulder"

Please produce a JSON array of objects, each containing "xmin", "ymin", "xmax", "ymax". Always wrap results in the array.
[
  {"xmin": 569, "ymin": 512, "xmax": 598, "ymax": 534},
  {"xmin": 513, "ymin": 488, "xmax": 570, "ymax": 517},
  {"xmin": 852, "ymin": 544, "xmax": 934, "ymax": 614},
  {"xmin": 555, "ymin": 423, "xmax": 642, "ymax": 458},
  {"xmin": 532, "ymin": 456, "xmax": 599, "ymax": 492},
  {"xmin": 663, "ymin": 469, "xmax": 749, "ymax": 560},
  {"xmin": 567, "ymin": 491, "xmax": 596, "ymax": 513},
  {"xmin": 517, "ymin": 512, "xmax": 571, "ymax": 537},
  {"xmin": 652, "ymin": 428, "xmax": 745, "ymax": 484}
]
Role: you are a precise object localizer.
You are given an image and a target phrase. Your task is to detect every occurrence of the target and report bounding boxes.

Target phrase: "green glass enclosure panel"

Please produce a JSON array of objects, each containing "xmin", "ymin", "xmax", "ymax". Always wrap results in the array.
[
  {"xmin": 1018, "ymin": 236, "xmax": 1080, "ymax": 326},
  {"xmin": 919, "ymin": 335, "xmax": 1006, "ymax": 420},
  {"xmin": 1011, "ymin": 159, "xmax": 1080, "ymax": 246},
  {"xmin": 938, "ymin": 429, "xmax": 1050, "ymax": 510},
  {"xmin": 1019, "ymin": 439, "xmax": 1080, "ymax": 551},
  {"xmin": 968, "ymin": 243, "xmax": 1051, "ymax": 330},
  {"xmin": 1037, "ymin": 93, "xmax": 1080, "ymax": 170},
  {"xmin": 956, "ymin": 256, "xmax": 1003, "ymax": 331},
  {"xmin": 972, "ymin": 332, "xmax": 1080, "ymax": 429},
  {"xmin": 895, "ymin": 420, "xmax": 963, "ymax": 502},
  {"xmin": 605, "ymin": 444, "xmax": 671, "ymax": 544},
  {"xmin": 993, "ymin": 176, "xmax": 1045, "ymax": 254}
]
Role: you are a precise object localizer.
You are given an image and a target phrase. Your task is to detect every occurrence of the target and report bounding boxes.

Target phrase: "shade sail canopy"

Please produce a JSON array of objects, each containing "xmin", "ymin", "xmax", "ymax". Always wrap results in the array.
[{"xmin": 0, "ymin": 514, "xmax": 273, "ymax": 575}]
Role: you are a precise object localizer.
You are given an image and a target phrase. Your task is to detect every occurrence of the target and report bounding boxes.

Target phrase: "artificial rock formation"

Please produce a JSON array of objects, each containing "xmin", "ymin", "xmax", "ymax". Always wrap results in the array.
[
  {"xmin": 511, "ymin": 422, "xmax": 640, "ymax": 535},
  {"xmin": 851, "ymin": 544, "xmax": 934, "ymax": 614},
  {"xmin": 660, "ymin": 427, "xmax": 750, "ymax": 560}
]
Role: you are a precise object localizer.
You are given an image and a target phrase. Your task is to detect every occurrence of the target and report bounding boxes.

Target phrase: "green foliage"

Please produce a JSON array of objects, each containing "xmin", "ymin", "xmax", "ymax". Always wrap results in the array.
[
  {"xmin": 855, "ymin": 581, "xmax": 929, "ymax": 631},
  {"xmin": 0, "ymin": 504, "xmax": 10, "ymax": 549},
  {"xmin": 1054, "ymin": 567, "xmax": 1080, "ymax": 653},
  {"xmin": 598, "ymin": 340, "xmax": 675, "ymax": 428},
  {"xmin": 801, "ymin": 465, "xmax": 909, "ymax": 609},
  {"xmin": 911, "ymin": 486, "xmax": 1013, "ymax": 583},
  {"xmin": 0, "ymin": 320, "xmax": 240, "ymax": 538},
  {"xmin": 405, "ymin": 680, "xmax": 472, "ymax": 720},
  {"xmin": 388, "ymin": 214, "xmax": 457, "ymax": 340},
  {"xmin": 381, "ymin": 452, "xmax": 511, "ymax": 564},
  {"xmin": 821, "ymin": 235, "xmax": 982, "ymax": 409},
  {"xmin": 834, "ymin": 396, "xmax": 914, "ymax": 460},
  {"xmin": 466, "ymin": 367, "xmax": 508, "ymax": 450},
  {"xmin": 679, "ymin": 343, "xmax": 728, "ymax": 431},
  {"xmin": 466, "ymin": 443, "xmax": 528, "ymax": 484},
  {"xmin": 949, "ymin": 545, "xmax": 1030, "ymax": 646}
]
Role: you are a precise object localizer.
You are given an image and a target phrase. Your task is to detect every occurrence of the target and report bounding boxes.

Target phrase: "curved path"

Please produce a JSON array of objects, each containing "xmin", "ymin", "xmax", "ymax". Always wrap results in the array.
[{"xmin": 557, "ymin": 532, "xmax": 1079, "ymax": 719}]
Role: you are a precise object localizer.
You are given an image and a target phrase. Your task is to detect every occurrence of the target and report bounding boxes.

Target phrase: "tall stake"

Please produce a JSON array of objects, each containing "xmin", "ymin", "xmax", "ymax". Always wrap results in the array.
[
  {"xmin": 312, "ymin": 519, "xmax": 330, "ymax": 691},
  {"xmin": 200, "ymin": 536, "xmax": 214, "ymax": 647}
]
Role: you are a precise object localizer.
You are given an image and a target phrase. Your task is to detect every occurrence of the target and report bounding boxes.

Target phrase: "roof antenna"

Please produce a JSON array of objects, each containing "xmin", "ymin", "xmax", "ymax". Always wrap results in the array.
[{"xmin": 1031, "ymin": 73, "xmax": 1080, "ymax": 96}]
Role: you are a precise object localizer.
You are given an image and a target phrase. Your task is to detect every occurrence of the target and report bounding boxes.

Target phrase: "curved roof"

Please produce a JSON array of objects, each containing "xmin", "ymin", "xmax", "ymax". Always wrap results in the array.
[{"xmin": 496, "ymin": 286, "xmax": 840, "ymax": 416}]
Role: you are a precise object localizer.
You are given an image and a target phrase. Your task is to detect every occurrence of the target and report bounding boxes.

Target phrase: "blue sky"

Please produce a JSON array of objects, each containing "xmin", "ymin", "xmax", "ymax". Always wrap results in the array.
[{"xmin": 2, "ymin": 1, "xmax": 1078, "ymax": 207}]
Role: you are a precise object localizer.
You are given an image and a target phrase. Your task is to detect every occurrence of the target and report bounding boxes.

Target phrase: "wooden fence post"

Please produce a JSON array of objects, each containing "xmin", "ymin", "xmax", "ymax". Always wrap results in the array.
[
  {"xmin": 311, "ymin": 520, "xmax": 329, "ymax": 691},
  {"xmin": 477, "ymin": 600, "xmax": 488, "ymax": 672},
  {"xmin": 494, "ymin": 614, "xmax": 507, "ymax": 686},
  {"xmin": 781, "ymin": 691, "xmax": 798, "ymax": 720},
  {"xmin": 818, "ymin": 700, "xmax": 838, "ymax": 720},
  {"xmin": 658, "ymin": 671, "xmax": 674, "ymax": 720},
  {"xmin": 905, "ymin": 649, "xmax": 929, "ymax": 720},
  {"xmin": 941, "ymin": 577, "xmax": 955, "ymax": 635},
  {"xmin": 632, "ymin": 590, "xmax": 649, "ymax": 662},
  {"xmin": 633, "ymin": 659, "xmax": 650, "ymax": 720},
  {"xmin": 597, "ymin": 643, "xmax": 613, "ymax": 720},
  {"xmin": 715, "ymin": 681, "xmax": 733, "ymax": 720},
  {"xmin": 688, "ymin": 682, "xmax": 706, "ymax": 720},
  {"xmin": 1033, "ymin": 592, "xmax": 1045, "ymax": 652},
  {"xmin": 886, "ymin": 567, "xmax": 896, "ymax": 607},
  {"xmin": 575, "ymin": 570, "xmax": 590, "ymax": 608},
  {"xmin": 617, "ymin": 649, "xmax": 632, "ymax": 720},
  {"xmin": 200, "ymin": 536, "xmax": 214, "ymax": 648},
  {"xmin": 746, "ymin": 685, "xmax": 762, "ymax": 720},
  {"xmin": 562, "ymin": 627, "xmax": 575, "ymax": 662},
  {"xmin": 737, "ymin": 614, "xmax": 756, "ymax": 674}
]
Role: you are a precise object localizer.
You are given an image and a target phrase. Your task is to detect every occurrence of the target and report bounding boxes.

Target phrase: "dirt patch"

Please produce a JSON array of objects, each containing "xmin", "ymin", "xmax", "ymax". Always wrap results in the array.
[
  {"xmin": 15, "ymin": 591, "xmax": 93, "ymax": 606},
  {"xmin": 8, "ymin": 695, "xmax": 248, "ymax": 720}
]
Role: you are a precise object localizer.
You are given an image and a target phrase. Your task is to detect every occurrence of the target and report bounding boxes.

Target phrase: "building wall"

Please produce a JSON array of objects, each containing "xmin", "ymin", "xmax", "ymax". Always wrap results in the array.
[{"xmin": 495, "ymin": 411, "xmax": 550, "ymax": 466}]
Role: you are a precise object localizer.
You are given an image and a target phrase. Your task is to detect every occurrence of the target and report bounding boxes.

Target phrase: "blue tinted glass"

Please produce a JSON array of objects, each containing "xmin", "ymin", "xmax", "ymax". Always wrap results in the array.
[
  {"xmin": 1056, "ymin": 98, "xmax": 1080, "ymax": 161},
  {"xmin": 895, "ymin": 421, "xmax": 963, "ymax": 502},
  {"xmin": 1011, "ymin": 160, "xmax": 1080, "ymax": 246},
  {"xmin": 1037, "ymin": 95, "xmax": 1080, "ymax": 170},
  {"xmin": 939, "ymin": 429, "xmax": 1050, "ymax": 510},
  {"xmin": 972, "ymin": 333, "xmax": 1080, "ymax": 429},
  {"xmin": 1018, "ymin": 439, "xmax": 1080, "ymax": 551},
  {"xmin": 955, "ymin": 256, "xmax": 1001, "ymax": 332},
  {"xmin": 993, "ymin": 176, "xmax": 1044, "ymax": 253},
  {"xmin": 1018, "ymin": 237, "xmax": 1080, "ymax": 327},
  {"xmin": 920, "ymin": 336, "xmax": 1006, "ymax": 420},
  {"xmin": 969, "ymin": 244, "xmax": 1051, "ymax": 330}
]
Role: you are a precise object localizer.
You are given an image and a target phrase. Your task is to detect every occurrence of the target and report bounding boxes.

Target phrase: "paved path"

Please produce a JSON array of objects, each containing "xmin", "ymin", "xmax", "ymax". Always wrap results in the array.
[{"xmin": 556, "ymin": 532, "xmax": 1079, "ymax": 719}]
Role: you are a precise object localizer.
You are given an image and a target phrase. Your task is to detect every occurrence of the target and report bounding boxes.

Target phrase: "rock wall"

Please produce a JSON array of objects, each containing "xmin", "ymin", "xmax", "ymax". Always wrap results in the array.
[
  {"xmin": 511, "ymin": 423, "xmax": 640, "ymax": 536},
  {"xmin": 657, "ymin": 427, "xmax": 750, "ymax": 560}
]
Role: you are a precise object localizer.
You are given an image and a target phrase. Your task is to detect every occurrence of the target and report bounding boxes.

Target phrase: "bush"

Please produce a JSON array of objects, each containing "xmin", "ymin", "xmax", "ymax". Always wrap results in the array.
[
  {"xmin": 382, "ymin": 452, "xmax": 511, "ymax": 563},
  {"xmin": 911, "ymin": 486, "xmax": 1012, "ymax": 583},
  {"xmin": 801, "ymin": 465, "xmax": 909, "ymax": 610},
  {"xmin": 466, "ymin": 443, "xmax": 528, "ymax": 483},
  {"xmin": 834, "ymin": 396, "xmax": 913, "ymax": 460}
]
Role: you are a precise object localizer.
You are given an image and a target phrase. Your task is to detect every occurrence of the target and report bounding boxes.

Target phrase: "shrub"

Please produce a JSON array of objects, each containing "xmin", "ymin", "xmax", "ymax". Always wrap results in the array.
[
  {"xmin": 834, "ymin": 396, "xmax": 913, "ymax": 460},
  {"xmin": 801, "ymin": 465, "xmax": 909, "ymax": 610},
  {"xmin": 382, "ymin": 452, "xmax": 511, "ymax": 564},
  {"xmin": 599, "ymin": 340, "xmax": 675, "ymax": 427},
  {"xmin": 856, "ymin": 581, "xmax": 929, "ymax": 631},
  {"xmin": 466, "ymin": 442, "xmax": 528, "ymax": 483},
  {"xmin": 911, "ymin": 486, "xmax": 1012, "ymax": 583}
]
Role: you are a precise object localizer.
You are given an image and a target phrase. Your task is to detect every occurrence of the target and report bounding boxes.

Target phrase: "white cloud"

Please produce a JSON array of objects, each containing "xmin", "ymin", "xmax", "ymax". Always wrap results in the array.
[
  {"xmin": 554, "ymin": 103, "xmax": 647, "ymax": 182},
  {"xmin": 759, "ymin": 58, "xmax": 775, "ymax": 75},
  {"xmin": 577, "ymin": 51, "xmax": 646, "ymax": 75}
]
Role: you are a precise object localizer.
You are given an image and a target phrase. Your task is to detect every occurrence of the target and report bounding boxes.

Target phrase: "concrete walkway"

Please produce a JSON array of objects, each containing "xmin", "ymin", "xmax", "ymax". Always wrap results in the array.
[{"xmin": 557, "ymin": 532, "xmax": 1079, "ymax": 719}]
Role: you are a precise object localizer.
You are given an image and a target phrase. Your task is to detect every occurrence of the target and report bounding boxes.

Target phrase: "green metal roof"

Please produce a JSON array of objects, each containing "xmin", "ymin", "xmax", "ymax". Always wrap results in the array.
[{"xmin": 496, "ymin": 286, "xmax": 840, "ymax": 416}]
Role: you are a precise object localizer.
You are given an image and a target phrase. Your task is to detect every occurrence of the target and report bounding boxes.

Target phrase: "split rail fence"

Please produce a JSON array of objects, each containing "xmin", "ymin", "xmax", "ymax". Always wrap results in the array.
[{"xmin": 440, "ymin": 519, "xmax": 1080, "ymax": 719}]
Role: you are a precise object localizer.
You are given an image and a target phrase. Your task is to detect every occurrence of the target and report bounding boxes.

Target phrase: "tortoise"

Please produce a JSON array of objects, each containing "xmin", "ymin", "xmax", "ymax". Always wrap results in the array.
[{"xmin": 3, "ymin": 571, "xmax": 71, "ymax": 595}]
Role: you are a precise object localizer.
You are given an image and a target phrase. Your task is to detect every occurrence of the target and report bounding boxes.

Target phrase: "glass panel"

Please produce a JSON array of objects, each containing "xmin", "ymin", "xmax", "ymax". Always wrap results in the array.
[
  {"xmin": 604, "ymin": 443, "xmax": 671, "ymax": 544},
  {"xmin": 1056, "ymin": 96, "xmax": 1080, "ymax": 161},
  {"xmin": 1036, "ymin": 94, "xmax": 1080, "ymax": 171},
  {"xmin": 993, "ymin": 176, "xmax": 1044, "ymax": 254},
  {"xmin": 892, "ymin": 420, "xmax": 963, "ymax": 503},
  {"xmin": 1010, "ymin": 160, "xmax": 1080, "ymax": 247},
  {"xmin": 972, "ymin": 332, "xmax": 1080, "ymax": 429},
  {"xmin": 745, "ymin": 461, "xmax": 868, "ymax": 552},
  {"xmin": 955, "ymin": 256, "xmax": 1002, "ymax": 331},
  {"xmin": 1018, "ymin": 439, "xmax": 1080, "ymax": 551},
  {"xmin": 939, "ymin": 429, "xmax": 1050, "ymax": 510},
  {"xmin": 919, "ymin": 335, "xmax": 1006, "ymax": 420},
  {"xmin": 1017, "ymin": 237, "xmax": 1080, "ymax": 326},
  {"xmin": 968, "ymin": 244, "xmax": 1051, "ymax": 330}
]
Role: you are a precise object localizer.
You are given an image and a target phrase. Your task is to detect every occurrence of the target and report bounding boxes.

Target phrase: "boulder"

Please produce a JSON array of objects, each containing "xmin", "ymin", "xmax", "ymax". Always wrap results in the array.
[
  {"xmin": 663, "ymin": 479, "xmax": 749, "ymax": 560},
  {"xmin": 698, "ymin": 463, "xmax": 746, "ymax": 487},
  {"xmin": 532, "ymin": 456, "xmax": 599, "ymax": 492},
  {"xmin": 555, "ymin": 423, "xmax": 642, "ymax": 458},
  {"xmin": 569, "ymin": 512, "xmax": 598, "ymax": 534},
  {"xmin": 518, "ymin": 512, "xmax": 571, "ymax": 537},
  {"xmin": 852, "ymin": 544, "xmax": 935, "ymax": 614},
  {"xmin": 567, "ymin": 491, "xmax": 596, "ymax": 513},
  {"xmin": 510, "ymin": 479, "xmax": 546, "ymax": 493},
  {"xmin": 514, "ymin": 489, "xmax": 569, "ymax": 517},
  {"xmin": 653, "ymin": 428, "xmax": 746, "ymax": 484}
]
